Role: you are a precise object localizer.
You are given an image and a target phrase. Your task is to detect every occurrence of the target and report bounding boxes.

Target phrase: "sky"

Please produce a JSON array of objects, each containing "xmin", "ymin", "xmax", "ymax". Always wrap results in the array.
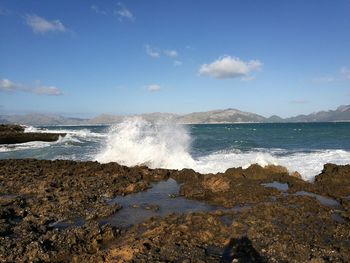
[{"xmin": 0, "ymin": 0, "xmax": 350, "ymax": 118}]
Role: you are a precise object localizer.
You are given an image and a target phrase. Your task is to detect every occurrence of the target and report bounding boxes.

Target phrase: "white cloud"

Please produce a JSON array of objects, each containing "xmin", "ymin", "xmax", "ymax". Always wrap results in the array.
[
  {"xmin": 145, "ymin": 45, "xmax": 160, "ymax": 58},
  {"xmin": 164, "ymin": 50, "xmax": 178, "ymax": 57},
  {"xmin": 0, "ymin": 79, "xmax": 17, "ymax": 91},
  {"xmin": 0, "ymin": 78, "xmax": 63, "ymax": 96},
  {"xmin": 91, "ymin": 5, "xmax": 107, "ymax": 15},
  {"xmin": 341, "ymin": 67, "xmax": 350, "ymax": 80},
  {"xmin": 198, "ymin": 56, "xmax": 262, "ymax": 79},
  {"xmin": 146, "ymin": 84, "xmax": 161, "ymax": 92},
  {"xmin": 115, "ymin": 2, "xmax": 134, "ymax": 21},
  {"xmin": 173, "ymin": 60, "xmax": 182, "ymax": 66},
  {"xmin": 25, "ymin": 14, "xmax": 66, "ymax": 34}
]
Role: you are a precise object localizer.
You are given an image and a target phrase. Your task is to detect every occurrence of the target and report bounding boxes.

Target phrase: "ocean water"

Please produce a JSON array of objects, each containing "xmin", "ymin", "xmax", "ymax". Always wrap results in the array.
[{"xmin": 1, "ymin": 118, "xmax": 350, "ymax": 181}]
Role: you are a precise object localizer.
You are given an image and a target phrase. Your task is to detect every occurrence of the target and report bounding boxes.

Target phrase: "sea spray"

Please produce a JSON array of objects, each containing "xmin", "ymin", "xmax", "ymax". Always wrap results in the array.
[
  {"xmin": 95, "ymin": 117, "xmax": 196, "ymax": 169},
  {"xmin": 95, "ymin": 118, "xmax": 350, "ymax": 181},
  {"xmin": 25, "ymin": 125, "xmax": 106, "ymax": 139},
  {"xmin": 3, "ymin": 122, "xmax": 349, "ymax": 181}
]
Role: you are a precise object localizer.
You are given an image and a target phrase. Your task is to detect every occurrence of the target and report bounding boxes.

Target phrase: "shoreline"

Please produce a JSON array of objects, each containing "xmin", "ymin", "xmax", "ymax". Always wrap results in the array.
[{"xmin": 0, "ymin": 159, "xmax": 349, "ymax": 262}]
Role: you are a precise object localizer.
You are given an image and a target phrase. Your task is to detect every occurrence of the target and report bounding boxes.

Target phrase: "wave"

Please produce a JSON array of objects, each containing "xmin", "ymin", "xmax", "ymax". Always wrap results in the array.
[
  {"xmin": 0, "ymin": 139, "xmax": 61, "ymax": 152},
  {"xmin": 24, "ymin": 126, "xmax": 107, "ymax": 139},
  {"xmin": 0, "ymin": 133, "xmax": 81, "ymax": 152},
  {"xmin": 194, "ymin": 149, "xmax": 350, "ymax": 181},
  {"xmin": 95, "ymin": 117, "xmax": 195, "ymax": 169},
  {"xmin": 95, "ymin": 118, "xmax": 350, "ymax": 181}
]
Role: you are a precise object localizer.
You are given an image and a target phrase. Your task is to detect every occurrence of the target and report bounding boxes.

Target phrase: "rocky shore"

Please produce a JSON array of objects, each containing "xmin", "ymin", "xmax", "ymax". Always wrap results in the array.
[
  {"xmin": 0, "ymin": 159, "xmax": 349, "ymax": 262},
  {"xmin": 0, "ymin": 125, "xmax": 66, "ymax": 144}
]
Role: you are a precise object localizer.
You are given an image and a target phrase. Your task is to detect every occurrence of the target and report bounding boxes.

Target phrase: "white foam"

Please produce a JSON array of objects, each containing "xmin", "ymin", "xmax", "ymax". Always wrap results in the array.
[
  {"xmin": 95, "ymin": 117, "xmax": 195, "ymax": 169},
  {"xmin": 0, "ymin": 134, "xmax": 79, "ymax": 153},
  {"xmin": 24, "ymin": 125, "xmax": 107, "ymax": 140},
  {"xmin": 95, "ymin": 117, "xmax": 350, "ymax": 181},
  {"xmin": 24, "ymin": 126, "xmax": 42, "ymax": 133},
  {"xmin": 193, "ymin": 149, "xmax": 350, "ymax": 181},
  {"xmin": 0, "ymin": 140, "xmax": 54, "ymax": 152}
]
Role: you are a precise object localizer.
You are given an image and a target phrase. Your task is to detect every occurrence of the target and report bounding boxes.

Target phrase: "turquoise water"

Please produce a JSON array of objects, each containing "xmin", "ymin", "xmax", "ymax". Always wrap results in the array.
[
  {"xmin": 1, "ymin": 120, "xmax": 350, "ymax": 181},
  {"xmin": 191, "ymin": 122, "xmax": 350, "ymax": 156}
]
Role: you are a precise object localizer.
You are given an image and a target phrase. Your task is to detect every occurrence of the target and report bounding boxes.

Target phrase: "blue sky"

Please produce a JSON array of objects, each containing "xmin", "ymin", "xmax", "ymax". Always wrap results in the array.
[{"xmin": 0, "ymin": 0, "xmax": 350, "ymax": 118}]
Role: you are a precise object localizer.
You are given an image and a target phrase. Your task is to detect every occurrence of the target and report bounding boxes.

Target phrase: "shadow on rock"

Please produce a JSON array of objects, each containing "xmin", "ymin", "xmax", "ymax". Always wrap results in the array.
[{"xmin": 222, "ymin": 236, "xmax": 266, "ymax": 263}]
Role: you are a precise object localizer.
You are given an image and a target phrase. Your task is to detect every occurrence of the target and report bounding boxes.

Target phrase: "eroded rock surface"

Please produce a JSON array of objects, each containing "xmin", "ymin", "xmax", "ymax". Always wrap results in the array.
[{"xmin": 0, "ymin": 159, "xmax": 349, "ymax": 262}]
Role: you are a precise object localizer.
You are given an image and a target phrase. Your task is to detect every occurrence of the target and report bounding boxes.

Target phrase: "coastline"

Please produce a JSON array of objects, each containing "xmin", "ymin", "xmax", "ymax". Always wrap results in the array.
[{"xmin": 0, "ymin": 159, "xmax": 349, "ymax": 262}]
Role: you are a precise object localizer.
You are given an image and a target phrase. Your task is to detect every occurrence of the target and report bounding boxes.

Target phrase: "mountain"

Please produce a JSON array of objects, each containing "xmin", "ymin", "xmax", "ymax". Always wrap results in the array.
[
  {"xmin": 178, "ymin": 108, "xmax": 266, "ymax": 124},
  {"xmin": 0, "ymin": 105, "xmax": 349, "ymax": 125},
  {"xmin": 266, "ymin": 115, "xmax": 284, "ymax": 123},
  {"xmin": 87, "ymin": 114, "xmax": 123, "ymax": 125},
  {"xmin": 0, "ymin": 114, "xmax": 87, "ymax": 126},
  {"xmin": 285, "ymin": 105, "xmax": 350, "ymax": 122}
]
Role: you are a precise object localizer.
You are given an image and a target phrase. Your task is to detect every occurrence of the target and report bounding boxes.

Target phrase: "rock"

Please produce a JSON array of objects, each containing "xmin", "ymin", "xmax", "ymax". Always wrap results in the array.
[
  {"xmin": 243, "ymin": 164, "xmax": 289, "ymax": 180},
  {"xmin": 0, "ymin": 124, "xmax": 25, "ymax": 133},
  {"xmin": 290, "ymin": 171, "xmax": 302, "ymax": 178},
  {"xmin": 0, "ymin": 124, "xmax": 67, "ymax": 144},
  {"xmin": 0, "ymin": 159, "xmax": 350, "ymax": 262},
  {"xmin": 0, "ymin": 132, "xmax": 66, "ymax": 144},
  {"xmin": 202, "ymin": 176, "xmax": 230, "ymax": 193}
]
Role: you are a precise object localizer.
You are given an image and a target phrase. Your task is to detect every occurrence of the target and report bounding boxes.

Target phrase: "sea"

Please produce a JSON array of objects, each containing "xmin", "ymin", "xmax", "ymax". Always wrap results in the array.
[{"xmin": 1, "ymin": 118, "xmax": 350, "ymax": 181}]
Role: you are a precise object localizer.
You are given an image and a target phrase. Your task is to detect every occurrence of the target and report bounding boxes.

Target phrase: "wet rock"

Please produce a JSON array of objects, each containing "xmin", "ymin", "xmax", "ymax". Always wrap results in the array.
[
  {"xmin": 0, "ymin": 124, "xmax": 66, "ymax": 144},
  {"xmin": 0, "ymin": 159, "xmax": 349, "ymax": 262},
  {"xmin": 290, "ymin": 171, "xmax": 302, "ymax": 178},
  {"xmin": 202, "ymin": 176, "xmax": 231, "ymax": 193},
  {"xmin": 243, "ymin": 164, "xmax": 289, "ymax": 180},
  {"xmin": 0, "ymin": 132, "xmax": 67, "ymax": 144},
  {"xmin": 0, "ymin": 124, "xmax": 25, "ymax": 133}
]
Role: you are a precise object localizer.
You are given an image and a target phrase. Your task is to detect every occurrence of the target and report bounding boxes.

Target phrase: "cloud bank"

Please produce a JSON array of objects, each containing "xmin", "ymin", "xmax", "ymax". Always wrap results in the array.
[
  {"xmin": 0, "ymin": 78, "xmax": 63, "ymax": 96},
  {"xmin": 25, "ymin": 14, "xmax": 66, "ymax": 34},
  {"xmin": 198, "ymin": 56, "xmax": 262, "ymax": 79}
]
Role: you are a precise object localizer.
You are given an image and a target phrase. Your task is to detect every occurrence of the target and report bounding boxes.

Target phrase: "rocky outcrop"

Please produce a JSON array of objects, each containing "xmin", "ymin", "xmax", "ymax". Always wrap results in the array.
[
  {"xmin": 0, "ymin": 124, "xmax": 66, "ymax": 144},
  {"xmin": 0, "ymin": 124, "xmax": 25, "ymax": 133},
  {"xmin": 0, "ymin": 159, "xmax": 349, "ymax": 262}
]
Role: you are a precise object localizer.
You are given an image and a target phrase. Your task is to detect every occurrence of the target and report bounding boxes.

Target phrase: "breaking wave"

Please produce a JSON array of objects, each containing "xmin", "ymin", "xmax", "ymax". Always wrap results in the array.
[
  {"xmin": 95, "ymin": 118, "xmax": 196, "ymax": 169},
  {"xmin": 24, "ymin": 126, "xmax": 106, "ymax": 139},
  {"xmin": 95, "ymin": 118, "xmax": 350, "ymax": 181},
  {"xmin": 0, "ymin": 126, "xmax": 106, "ymax": 153}
]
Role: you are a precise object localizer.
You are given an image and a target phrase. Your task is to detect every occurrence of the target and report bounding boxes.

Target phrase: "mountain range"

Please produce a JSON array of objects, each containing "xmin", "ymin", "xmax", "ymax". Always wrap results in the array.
[{"xmin": 1, "ymin": 105, "xmax": 349, "ymax": 125}]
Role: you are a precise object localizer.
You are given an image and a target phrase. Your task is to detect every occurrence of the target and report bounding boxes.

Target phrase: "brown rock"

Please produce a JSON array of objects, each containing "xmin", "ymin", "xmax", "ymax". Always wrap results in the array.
[
  {"xmin": 290, "ymin": 171, "xmax": 302, "ymax": 178},
  {"xmin": 202, "ymin": 176, "xmax": 230, "ymax": 193}
]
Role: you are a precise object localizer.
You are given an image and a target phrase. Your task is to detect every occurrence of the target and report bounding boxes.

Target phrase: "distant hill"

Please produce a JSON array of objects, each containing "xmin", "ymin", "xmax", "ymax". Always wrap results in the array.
[
  {"xmin": 285, "ymin": 105, "xmax": 350, "ymax": 122},
  {"xmin": 0, "ymin": 114, "xmax": 87, "ymax": 126},
  {"xmin": 1, "ymin": 105, "xmax": 349, "ymax": 125},
  {"xmin": 266, "ymin": 115, "xmax": 284, "ymax": 123},
  {"xmin": 177, "ymin": 108, "xmax": 266, "ymax": 124}
]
